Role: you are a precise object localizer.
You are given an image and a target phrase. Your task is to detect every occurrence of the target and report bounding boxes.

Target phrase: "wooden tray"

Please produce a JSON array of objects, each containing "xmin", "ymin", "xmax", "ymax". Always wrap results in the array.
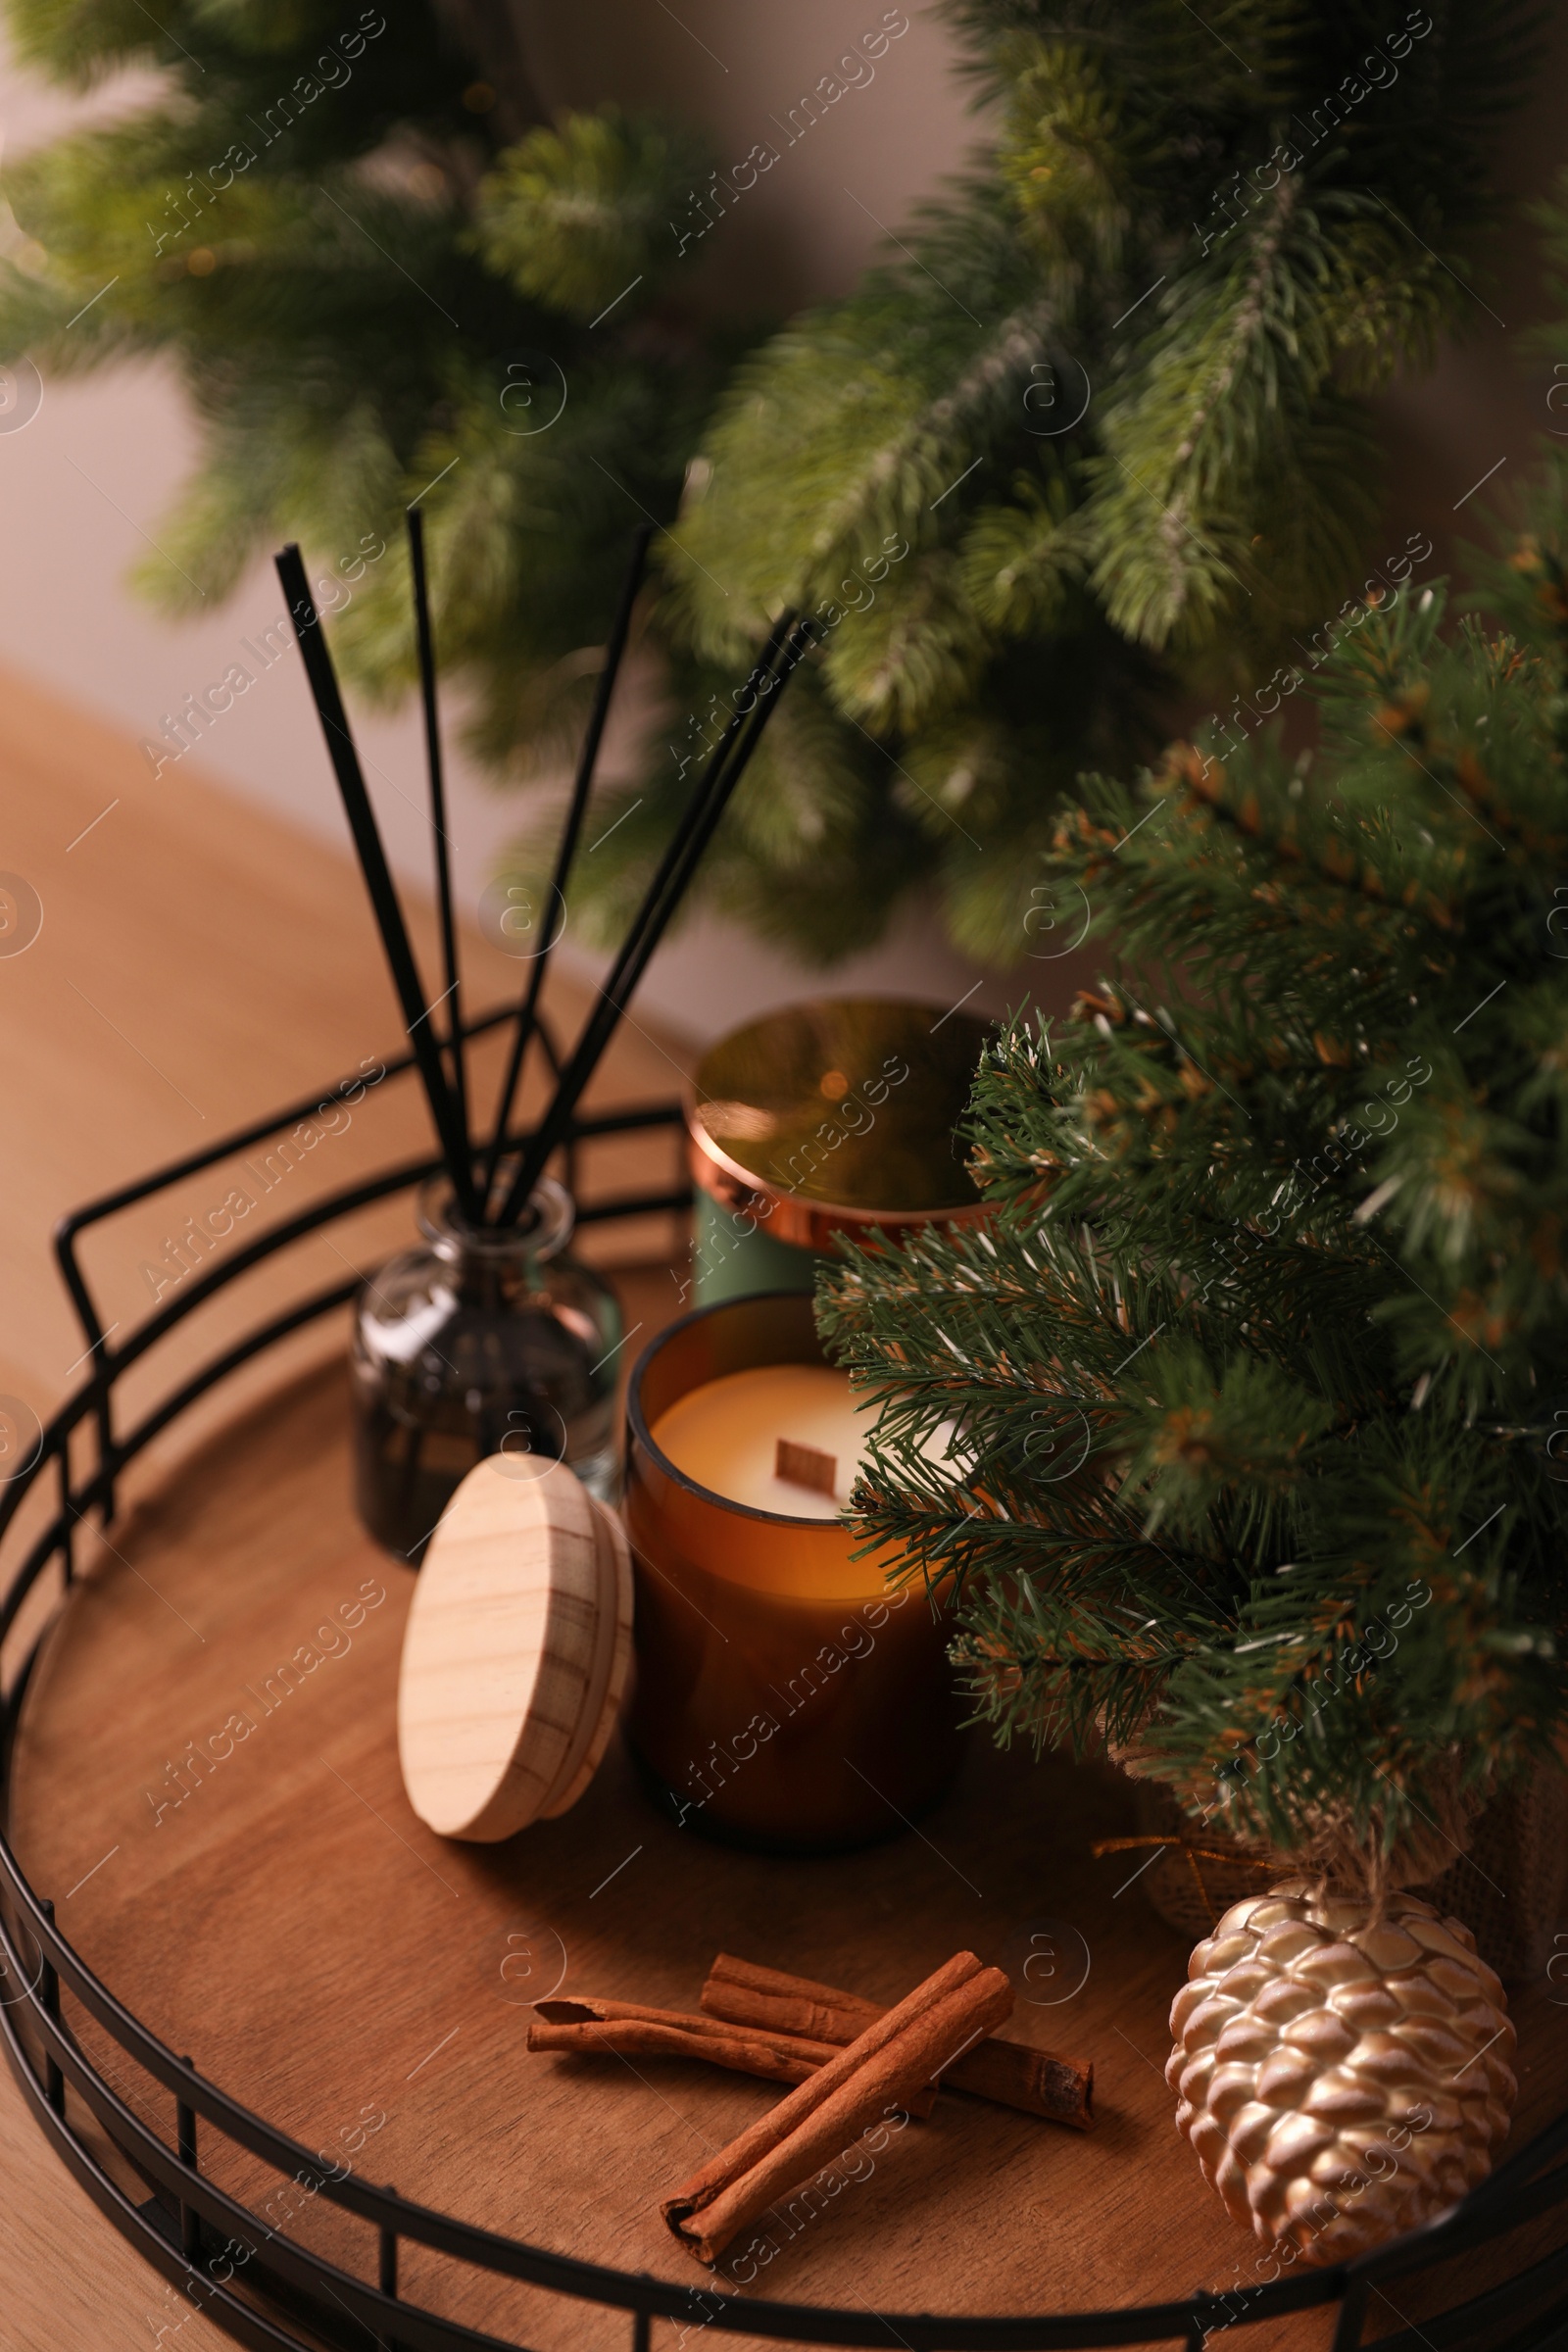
[{"xmin": 11, "ymin": 1313, "xmax": 1568, "ymax": 2352}]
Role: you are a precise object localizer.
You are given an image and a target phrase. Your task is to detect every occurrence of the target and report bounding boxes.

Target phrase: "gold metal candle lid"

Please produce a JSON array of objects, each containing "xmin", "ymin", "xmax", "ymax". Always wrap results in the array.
[{"xmin": 686, "ymin": 997, "xmax": 989, "ymax": 1250}]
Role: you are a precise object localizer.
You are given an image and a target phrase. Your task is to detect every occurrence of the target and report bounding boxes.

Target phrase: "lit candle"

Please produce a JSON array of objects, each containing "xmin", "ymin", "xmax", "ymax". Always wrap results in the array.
[
  {"xmin": 651, "ymin": 1363, "xmax": 869, "ymax": 1521},
  {"xmin": 623, "ymin": 1295, "xmax": 965, "ymax": 1852}
]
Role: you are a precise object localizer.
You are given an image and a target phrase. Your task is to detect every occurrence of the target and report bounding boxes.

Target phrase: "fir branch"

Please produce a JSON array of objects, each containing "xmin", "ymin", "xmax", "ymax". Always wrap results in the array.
[{"xmin": 822, "ymin": 549, "xmax": 1568, "ymax": 1869}]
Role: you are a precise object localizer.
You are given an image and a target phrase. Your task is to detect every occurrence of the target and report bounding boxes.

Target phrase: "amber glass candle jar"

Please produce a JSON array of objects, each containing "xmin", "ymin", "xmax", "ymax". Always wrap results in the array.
[{"xmin": 623, "ymin": 1293, "xmax": 964, "ymax": 1853}]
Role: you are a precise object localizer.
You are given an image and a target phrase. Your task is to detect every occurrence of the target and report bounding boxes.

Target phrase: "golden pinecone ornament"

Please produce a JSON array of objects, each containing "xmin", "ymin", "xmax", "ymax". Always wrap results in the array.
[{"xmin": 1168, "ymin": 1881, "xmax": 1516, "ymax": 2263}]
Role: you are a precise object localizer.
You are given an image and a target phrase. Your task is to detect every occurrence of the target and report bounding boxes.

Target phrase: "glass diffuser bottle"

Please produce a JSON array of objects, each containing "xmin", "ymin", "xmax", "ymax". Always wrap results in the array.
[{"xmin": 351, "ymin": 1175, "xmax": 620, "ymax": 1563}]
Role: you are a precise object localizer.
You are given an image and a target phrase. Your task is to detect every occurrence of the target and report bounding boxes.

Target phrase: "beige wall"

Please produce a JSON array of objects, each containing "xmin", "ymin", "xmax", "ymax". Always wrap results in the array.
[
  {"xmin": 517, "ymin": 0, "xmax": 983, "ymax": 314},
  {"xmin": 1373, "ymin": 18, "xmax": 1568, "ymax": 583}
]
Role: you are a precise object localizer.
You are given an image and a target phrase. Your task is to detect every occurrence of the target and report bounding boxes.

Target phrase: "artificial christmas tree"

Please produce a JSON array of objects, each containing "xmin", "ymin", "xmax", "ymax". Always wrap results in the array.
[
  {"xmin": 658, "ymin": 0, "xmax": 1542, "ymax": 959},
  {"xmin": 0, "ymin": 0, "xmax": 728, "ymax": 788},
  {"xmin": 0, "ymin": 2, "xmax": 1540, "ymax": 962},
  {"xmin": 818, "ymin": 469, "xmax": 1568, "ymax": 2249}
]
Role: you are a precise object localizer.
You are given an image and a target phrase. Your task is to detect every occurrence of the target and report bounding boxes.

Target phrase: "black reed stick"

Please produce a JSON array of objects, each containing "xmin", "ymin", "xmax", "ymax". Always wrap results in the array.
[
  {"xmin": 407, "ymin": 506, "xmax": 469, "ymax": 1163},
  {"xmin": 481, "ymin": 523, "xmax": 654, "ymax": 1210},
  {"xmin": 563, "ymin": 610, "xmax": 794, "ymax": 1065},
  {"xmin": 275, "ymin": 544, "xmax": 481, "ymax": 1222},
  {"xmin": 494, "ymin": 614, "xmax": 811, "ymax": 1226},
  {"xmin": 494, "ymin": 615, "xmax": 807, "ymax": 1224},
  {"xmin": 491, "ymin": 612, "xmax": 792, "ymax": 1219}
]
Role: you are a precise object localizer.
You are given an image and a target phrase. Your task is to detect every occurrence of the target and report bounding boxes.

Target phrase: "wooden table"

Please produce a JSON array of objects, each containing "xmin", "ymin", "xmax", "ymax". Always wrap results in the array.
[
  {"xmin": 0, "ymin": 665, "xmax": 691, "ymax": 2350},
  {"xmin": 2, "ymin": 668, "xmax": 1565, "ymax": 2352}
]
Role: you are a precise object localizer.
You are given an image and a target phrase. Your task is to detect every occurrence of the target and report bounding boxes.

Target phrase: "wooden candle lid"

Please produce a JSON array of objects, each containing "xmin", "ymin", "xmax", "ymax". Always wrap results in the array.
[{"xmin": 397, "ymin": 1456, "xmax": 633, "ymax": 1842}]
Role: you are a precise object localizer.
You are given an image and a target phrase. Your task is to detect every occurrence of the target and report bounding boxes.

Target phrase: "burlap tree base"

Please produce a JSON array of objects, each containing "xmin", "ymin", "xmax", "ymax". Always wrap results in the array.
[
  {"xmin": 1416, "ymin": 1766, "xmax": 1568, "ymax": 1985},
  {"xmin": 1119, "ymin": 1769, "xmax": 1568, "ymax": 1985}
]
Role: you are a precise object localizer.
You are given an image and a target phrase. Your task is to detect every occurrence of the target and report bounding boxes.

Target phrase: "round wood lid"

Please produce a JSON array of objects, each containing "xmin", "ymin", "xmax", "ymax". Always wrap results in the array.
[
  {"xmin": 397, "ymin": 1455, "xmax": 633, "ymax": 1842},
  {"xmin": 685, "ymin": 997, "xmax": 989, "ymax": 1249}
]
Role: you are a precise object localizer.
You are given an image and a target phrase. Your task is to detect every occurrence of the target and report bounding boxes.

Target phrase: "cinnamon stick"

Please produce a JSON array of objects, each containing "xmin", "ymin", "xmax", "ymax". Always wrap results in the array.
[
  {"xmin": 528, "ymin": 1998, "xmax": 841, "ymax": 2087},
  {"xmin": 663, "ymin": 1950, "xmax": 1013, "ymax": 2266},
  {"xmin": 702, "ymin": 1952, "xmax": 1094, "ymax": 2132},
  {"xmin": 704, "ymin": 1953, "xmax": 879, "ymax": 2044}
]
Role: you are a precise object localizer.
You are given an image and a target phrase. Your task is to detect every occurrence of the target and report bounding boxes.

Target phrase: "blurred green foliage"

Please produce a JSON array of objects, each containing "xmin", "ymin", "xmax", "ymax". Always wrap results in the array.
[{"xmin": 0, "ymin": 0, "xmax": 1541, "ymax": 965}]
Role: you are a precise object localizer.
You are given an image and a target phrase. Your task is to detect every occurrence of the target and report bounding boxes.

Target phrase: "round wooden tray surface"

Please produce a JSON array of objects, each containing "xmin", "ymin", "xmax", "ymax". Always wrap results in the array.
[{"xmin": 12, "ymin": 1352, "xmax": 1568, "ymax": 2352}]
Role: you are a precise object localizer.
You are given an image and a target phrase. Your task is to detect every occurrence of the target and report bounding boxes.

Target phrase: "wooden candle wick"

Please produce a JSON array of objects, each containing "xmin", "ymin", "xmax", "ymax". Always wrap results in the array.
[
  {"xmin": 774, "ymin": 1438, "xmax": 837, "ymax": 1495},
  {"xmin": 663, "ymin": 1950, "xmax": 1013, "ymax": 2267},
  {"xmin": 527, "ymin": 1998, "xmax": 842, "ymax": 2087},
  {"xmin": 702, "ymin": 1951, "xmax": 1094, "ymax": 2132}
]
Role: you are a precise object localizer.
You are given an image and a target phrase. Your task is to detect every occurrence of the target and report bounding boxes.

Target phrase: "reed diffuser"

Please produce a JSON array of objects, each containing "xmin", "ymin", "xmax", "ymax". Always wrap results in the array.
[{"xmin": 277, "ymin": 525, "xmax": 808, "ymax": 1560}]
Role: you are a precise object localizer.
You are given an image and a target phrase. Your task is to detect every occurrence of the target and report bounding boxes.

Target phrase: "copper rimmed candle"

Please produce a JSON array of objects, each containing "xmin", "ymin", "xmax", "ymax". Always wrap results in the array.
[
  {"xmin": 685, "ymin": 996, "xmax": 991, "ymax": 1304},
  {"xmin": 623, "ymin": 1294, "xmax": 964, "ymax": 1853}
]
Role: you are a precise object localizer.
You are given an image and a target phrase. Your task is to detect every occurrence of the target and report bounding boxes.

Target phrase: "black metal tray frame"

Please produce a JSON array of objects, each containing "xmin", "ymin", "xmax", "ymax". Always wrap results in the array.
[{"xmin": 0, "ymin": 1010, "xmax": 1564, "ymax": 2352}]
